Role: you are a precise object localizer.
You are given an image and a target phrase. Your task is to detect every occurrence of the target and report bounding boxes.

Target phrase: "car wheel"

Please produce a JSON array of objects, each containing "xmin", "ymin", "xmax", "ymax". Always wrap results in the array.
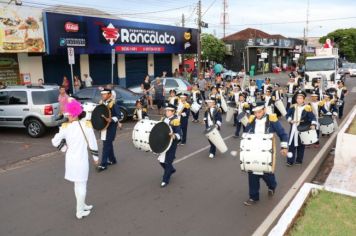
[
  {"xmin": 26, "ymin": 119, "xmax": 46, "ymax": 138},
  {"xmin": 119, "ymin": 108, "xmax": 128, "ymax": 122}
]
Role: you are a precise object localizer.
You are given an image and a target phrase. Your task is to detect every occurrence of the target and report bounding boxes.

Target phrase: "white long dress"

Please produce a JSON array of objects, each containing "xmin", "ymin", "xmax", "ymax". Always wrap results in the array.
[{"xmin": 52, "ymin": 120, "xmax": 98, "ymax": 182}]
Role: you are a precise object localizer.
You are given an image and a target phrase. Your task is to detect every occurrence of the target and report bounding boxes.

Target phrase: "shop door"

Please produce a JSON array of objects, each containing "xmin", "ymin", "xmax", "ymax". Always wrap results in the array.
[
  {"xmin": 42, "ymin": 54, "xmax": 80, "ymax": 90},
  {"xmin": 154, "ymin": 54, "xmax": 172, "ymax": 77},
  {"xmin": 125, "ymin": 54, "xmax": 148, "ymax": 88},
  {"xmin": 89, "ymin": 54, "xmax": 118, "ymax": 85}
]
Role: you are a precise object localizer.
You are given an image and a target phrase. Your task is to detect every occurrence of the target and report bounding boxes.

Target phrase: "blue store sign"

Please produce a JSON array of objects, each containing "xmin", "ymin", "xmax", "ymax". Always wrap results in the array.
[{"xmin": 43, "ymin": 12, "xmax": 198, "ymax": 55}]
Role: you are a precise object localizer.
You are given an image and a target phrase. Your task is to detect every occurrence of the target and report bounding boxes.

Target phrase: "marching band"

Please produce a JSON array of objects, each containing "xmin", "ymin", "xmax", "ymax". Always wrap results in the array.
[{"xmin": 53, "ymin": 71, "xmax": 349, "ymax": 219}]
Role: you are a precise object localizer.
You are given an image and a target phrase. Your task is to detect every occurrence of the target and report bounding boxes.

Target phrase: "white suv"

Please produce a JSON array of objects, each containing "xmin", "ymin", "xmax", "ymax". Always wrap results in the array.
[{"xmin": 0, "ymin": 85, "xmax": 65, "ymax": 137}]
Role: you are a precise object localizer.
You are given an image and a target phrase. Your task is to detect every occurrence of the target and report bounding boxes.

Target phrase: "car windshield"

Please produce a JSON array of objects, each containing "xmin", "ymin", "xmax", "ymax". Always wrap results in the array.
[
  {"xmin": 305, "ymin": 58, "xmax": 335, "ymax": 71},
  {"xmin": 32, "ymin": 90, "xmax": 59, "ymax": 105},
  {"xmin": 115, "ymin": 87, "xmax": 137, "ymax": 97}
]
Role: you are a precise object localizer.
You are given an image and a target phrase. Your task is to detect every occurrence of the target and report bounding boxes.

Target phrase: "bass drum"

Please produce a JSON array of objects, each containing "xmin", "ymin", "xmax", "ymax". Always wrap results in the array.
[
  {"xmin": 274, "ymin": 100, "xmax": 287, "ymax": 116},
  {"xmin": 91, "ymin": 104, "xmax": 111, "ymax": 130},
  {"xmin": 204, "ymin": 126, "xmax": 228, "ymax": 153},
  {"xmin": 240, "ymin": 133, "xmax": 276, "ymax": 174},
  {"xmin": 191, "ymin": 102, "xmax": 201, "ymax": 113},
  {"xmin": 226, "ymin": 106, "xmax": 235, "ymax": 122},
  {"xmin": 132, "ymin": 119, "xmax": 173, "ymax": 153}
]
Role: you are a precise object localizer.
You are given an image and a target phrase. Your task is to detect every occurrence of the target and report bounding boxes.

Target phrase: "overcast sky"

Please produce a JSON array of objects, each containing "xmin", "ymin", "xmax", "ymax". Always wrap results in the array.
[{"xmin": 22, "ymin": 0, "xmax": 356, "ymax": 38}]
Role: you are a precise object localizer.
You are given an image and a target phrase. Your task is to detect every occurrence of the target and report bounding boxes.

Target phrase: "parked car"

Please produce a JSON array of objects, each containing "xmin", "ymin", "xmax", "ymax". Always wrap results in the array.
[
  {"xmin": 349, "ymin": 64, "xmax": 356, "ymax": 77},
  {"xmin": 128, "ymin": 77, "xmax": 192, "ymax": 100},
  {"xmin": 0, "ymin": 85, "xmax": 65, "ymax": 138},
  {"xmin": 73, "ymin": 86, "xmax": 143, "ymax": 122}
]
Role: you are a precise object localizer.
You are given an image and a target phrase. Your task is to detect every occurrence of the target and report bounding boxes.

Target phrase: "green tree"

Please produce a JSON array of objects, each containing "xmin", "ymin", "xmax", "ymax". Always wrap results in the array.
[
  {"xmin": 201, "ymin": 33, "xmax": 226, "ymax": 63},
  {"xmin": 319, "ymin": 28, "xmax": 356, "ymax": 62}
]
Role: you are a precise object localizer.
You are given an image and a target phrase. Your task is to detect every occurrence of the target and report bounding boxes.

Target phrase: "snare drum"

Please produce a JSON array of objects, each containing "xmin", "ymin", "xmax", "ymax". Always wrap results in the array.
[
  {"xmin": 132, "ymin": 119, "xmax": 173, "ymax": 153},
  {"xmin": 319, "ymin": 116, "xmax": 334, "ymax": 134},
  {"xmin": 240, "ymin": 133, "xmax": 276, "ymax": 174}
]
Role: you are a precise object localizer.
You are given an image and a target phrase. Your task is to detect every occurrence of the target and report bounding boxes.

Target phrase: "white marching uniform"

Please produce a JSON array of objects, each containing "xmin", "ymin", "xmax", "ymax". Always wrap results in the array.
[
  {"xmin": 51, "ymin": 119, "xmax": 99, "ymax": 219},
  {"xmin": 52, "ymin": 120, "xmax": 98, "ymax": 182}
]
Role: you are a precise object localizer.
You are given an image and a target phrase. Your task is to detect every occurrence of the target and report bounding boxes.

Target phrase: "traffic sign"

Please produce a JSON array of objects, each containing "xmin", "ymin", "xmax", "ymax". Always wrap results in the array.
[{"xmin": 67, "ymin": 47, "xmax": 75, "ymax": 65}]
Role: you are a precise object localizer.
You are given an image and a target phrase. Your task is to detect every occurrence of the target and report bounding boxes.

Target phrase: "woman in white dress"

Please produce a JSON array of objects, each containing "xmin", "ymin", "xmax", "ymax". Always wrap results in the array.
[{"xmin": 52, "ymin": 99, "xmax": 99, "ymax": 219}]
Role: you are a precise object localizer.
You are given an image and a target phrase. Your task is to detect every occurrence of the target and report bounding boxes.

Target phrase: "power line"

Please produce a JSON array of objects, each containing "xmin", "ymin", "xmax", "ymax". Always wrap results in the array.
[
  {"xmin": 202, "ymin": 0, "xmax": 218, "ymax": 16},
  {"xmin": 23, "ymin": 0, "xmax": 195, "ymax": 16}
]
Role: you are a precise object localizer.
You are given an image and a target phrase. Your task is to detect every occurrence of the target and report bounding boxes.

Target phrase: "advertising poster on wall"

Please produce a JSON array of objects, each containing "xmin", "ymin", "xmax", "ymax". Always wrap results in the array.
[
  {"xmin": 0, "ymin": 54, "xmax": 20, "ymax": 85},
  {"xmin": 0, "ymin": 4, "xmax": 45, "ymax": 53}
]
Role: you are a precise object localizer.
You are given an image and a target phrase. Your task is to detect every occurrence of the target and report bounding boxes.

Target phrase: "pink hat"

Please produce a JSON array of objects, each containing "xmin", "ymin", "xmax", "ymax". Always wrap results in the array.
[{"xmin": 64, "ymin": 99, "xmax": 83, "ymax": 117}]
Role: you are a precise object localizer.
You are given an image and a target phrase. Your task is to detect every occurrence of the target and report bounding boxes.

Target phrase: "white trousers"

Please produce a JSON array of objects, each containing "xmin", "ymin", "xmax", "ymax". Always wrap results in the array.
[{"xmin": 74, "ymin": 181, "xmax": 87, "ymax": 213}]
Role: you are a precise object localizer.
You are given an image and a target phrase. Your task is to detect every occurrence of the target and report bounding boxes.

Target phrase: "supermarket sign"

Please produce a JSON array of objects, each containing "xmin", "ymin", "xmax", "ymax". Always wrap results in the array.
[{"xmin": 43, "ymin": 12, "xmax": 198, "ymax": 54}]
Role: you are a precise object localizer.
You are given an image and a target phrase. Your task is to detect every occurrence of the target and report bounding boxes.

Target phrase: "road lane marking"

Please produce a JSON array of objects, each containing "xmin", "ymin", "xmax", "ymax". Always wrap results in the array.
[
  {"xmin": 174, "ymin": 135, "xmax": 234, "ymax": 164},
  {"xmin": 351, "ymin": 87, "xmax": 356, "ymax": 93}
]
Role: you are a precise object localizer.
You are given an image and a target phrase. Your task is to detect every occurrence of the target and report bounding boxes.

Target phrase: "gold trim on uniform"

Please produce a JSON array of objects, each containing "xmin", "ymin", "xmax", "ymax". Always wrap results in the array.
[
  {"xmin": 171, "ymin": 118, "xmax": 180, "ymax": 126},
  {"xmin": 269, "ymin": 113, "xmax": 278, "ymax": 122}
]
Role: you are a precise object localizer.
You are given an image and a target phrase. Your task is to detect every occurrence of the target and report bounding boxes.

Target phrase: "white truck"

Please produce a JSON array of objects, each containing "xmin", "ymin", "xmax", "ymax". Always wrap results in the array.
[{"xmin": 304, "ymin": 48, "xmax": 341, "ymax": 92}]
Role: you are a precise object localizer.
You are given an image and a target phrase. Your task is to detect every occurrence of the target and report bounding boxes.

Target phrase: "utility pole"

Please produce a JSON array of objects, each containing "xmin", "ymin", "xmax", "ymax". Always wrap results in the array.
[
  {"xmin": 182, "ymin": 13, "xmax": 185, "ymax": 74},
  {"xmin": 221, "ymin": 0, "xmax": 229, "ymax": 38},
  {"xmin": 197, "ymin": 0, "xmax": 202, "ymax": 75}
]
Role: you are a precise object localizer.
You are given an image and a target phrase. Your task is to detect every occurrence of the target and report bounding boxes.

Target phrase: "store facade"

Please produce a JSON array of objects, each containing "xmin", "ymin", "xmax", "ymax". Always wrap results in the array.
[
  {"xmin": 223, "ymin": 28, "xmax": 303, "ymax": 74},
  {"xmin": 0, "ymin": 4, "xmax": 198, "ymax": 88},
  {"xmin": 43, "ymin": 12, "xmax": 198, "ymax": 87}
]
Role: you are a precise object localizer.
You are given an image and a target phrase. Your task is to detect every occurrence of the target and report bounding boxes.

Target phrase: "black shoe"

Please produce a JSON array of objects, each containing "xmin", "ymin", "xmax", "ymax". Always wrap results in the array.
[
  {"xmin": 233, "ymin": 135, "xmax": 239, "ymax": 138},
  {"xmin": 171, "ymin": 168, "xmax": 176, "ymax": 174},
  {"xmin": 96, "ymin": 166, "xmax": 107, "ymax": 172},
  {"xmin": 244, "ymin": 199, "xmax": 258, "ymax": 206},
  {"xmin": 295, "ymin": 162, "xmax": 302, "ymax": 166},
  {"xmin": 107, "ymin": 161, "xmax": 117, "ymax": 166},
  {"xmin": 233, "ymin": 124, "xmax": 237, "ymax": 126},
  {"xmin": 268, "ymin": 189, "xmax": 275, "ymax": 196},
  {"xmin": 160, "ymin": 182, "xmax": 168, "ymax": 188},
  {"xmin": 286, "ymin": 163, "xmax": 293, "ymax": 167}
]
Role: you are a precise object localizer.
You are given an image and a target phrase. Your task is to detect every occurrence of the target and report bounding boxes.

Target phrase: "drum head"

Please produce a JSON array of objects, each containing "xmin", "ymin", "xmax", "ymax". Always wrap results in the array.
[
  {"xmin": 91, "ymin": 104, "xmax": 111, "ymax": 130},
  {"xmin": 297, "ymin": 123, "xmax": 311, "ymax": 132},
  {"xmin": 319, "ymin": 116, "xmax": 333, "ymax": 125},
  {"xmin": 149, "ymin": 122, "xmax": 172, "ymax": 153}
]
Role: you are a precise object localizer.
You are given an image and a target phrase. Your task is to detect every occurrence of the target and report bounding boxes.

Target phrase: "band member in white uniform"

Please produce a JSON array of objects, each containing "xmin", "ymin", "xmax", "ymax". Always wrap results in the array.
[
  {"xmin": 243, "ymin": 101, "xmax": 288, "ymax": 206},
  {"xmin": 261, "ymin": 77, "xmax": 272, "ymax": 94},
  {"xmin": 51, "ymin": 99, "xmax": 99, "ymax": 219}
]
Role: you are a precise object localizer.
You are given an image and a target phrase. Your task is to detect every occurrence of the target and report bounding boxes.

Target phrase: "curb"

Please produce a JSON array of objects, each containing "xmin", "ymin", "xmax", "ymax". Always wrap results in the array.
[{"xmin": 252, "ymin": 105, "xmax": 356, "ymax": 236}]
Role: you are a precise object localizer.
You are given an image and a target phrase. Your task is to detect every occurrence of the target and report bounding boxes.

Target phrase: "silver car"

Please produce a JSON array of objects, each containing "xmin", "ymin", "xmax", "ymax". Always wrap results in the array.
[
  {"xmin": 0, "ymin": 85, "xmax": 65, "ymax": 138},
  {"xmin": 128, "ymin": 77, "xmax": 192, "ymax": 99}
]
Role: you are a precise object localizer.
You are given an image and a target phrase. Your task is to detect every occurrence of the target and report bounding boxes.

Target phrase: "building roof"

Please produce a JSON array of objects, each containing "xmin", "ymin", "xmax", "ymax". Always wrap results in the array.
[
  {"xmin": 270, "ymin": 34, "xmax": 287, "ymax": 39},
  {"xmin": 43, "ymin": 5, "xmax": 120, "ymax": 19},
  {"xmin": 222, "ymin": 28, "xmax": 277, "ymax": 41}
]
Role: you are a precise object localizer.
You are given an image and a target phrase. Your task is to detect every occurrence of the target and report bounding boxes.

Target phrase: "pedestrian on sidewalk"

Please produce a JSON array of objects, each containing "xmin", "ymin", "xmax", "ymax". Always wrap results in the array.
[
  {"xmin": 153, "ymin": 77, "xmax": 165, "ymax": 115},
  {"xmin": 51, "ymin": 99, "xmax": 99, "ymax": 219},
  {"xmin": 83, "ymin": 74, "xmax": 93, "ymax": 88}
]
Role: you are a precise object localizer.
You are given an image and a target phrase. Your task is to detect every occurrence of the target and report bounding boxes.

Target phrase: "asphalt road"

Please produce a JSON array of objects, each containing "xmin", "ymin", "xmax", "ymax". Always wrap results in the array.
[{"xmin": 0, "ymin": 72, "xmax": 355, "ymax": 236}]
